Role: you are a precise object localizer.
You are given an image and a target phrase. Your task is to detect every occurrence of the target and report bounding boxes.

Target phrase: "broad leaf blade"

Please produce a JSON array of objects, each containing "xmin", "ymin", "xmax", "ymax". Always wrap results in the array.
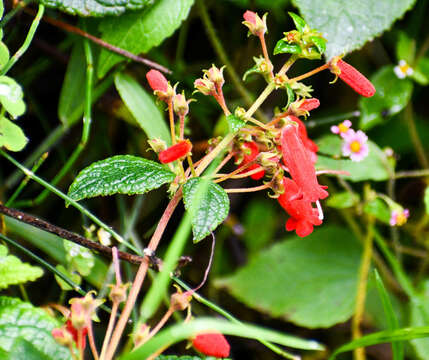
[
  {"xmin": 183, "ymin": 177, "xmax": 230, "ymax": 243},
  {"xmin": 68, "ymin": 155, "xmax": 175, "ymax": 201},
  {"xmin": 0, "ymin": 76, "xmax": 26, "ymax": 118},
  {"xmin": 0, "ymin": 297, "xmax": 71, "ymax": 359},
  {"xmin": 37, "ymin": 0, "xmax": 153, "ymax": 17},
  {"xmin": 216, "ymin": 226, "xmax": 362, "ymax": 328},
  {"xmin": 8, "ymin": 338, "xmax": 50, "ymax": 360},
  {"xmin": 98, "ymin": 0, "xmax": 194, "ymax": 78},
  {"xmin": 295, "ymin": 0, "xmax": 417, "ymax": 59},
  {"xmin": 0, "ymin": 245, "xmax": 43, "ymax": 290},
  {"xmin": 114, "ymin": 72, "xmax": 171, "ymax": 144},
  {"xmin": 359, "ymin": 66, "xmax": 413, "ymax": 130},
  {"xmin": 0, "ymin": 117, "xmax": 28, "ymax": 152}
]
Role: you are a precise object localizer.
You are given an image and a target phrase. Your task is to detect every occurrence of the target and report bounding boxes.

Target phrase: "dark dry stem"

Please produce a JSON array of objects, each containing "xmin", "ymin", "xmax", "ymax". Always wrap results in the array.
[
  {"xmin": 0, "ymin": 204, "xmax": 145, "ymax": 264},
  {"xmin": 22, "ymin": 8, "xmax": 171, "ymax": 74}
]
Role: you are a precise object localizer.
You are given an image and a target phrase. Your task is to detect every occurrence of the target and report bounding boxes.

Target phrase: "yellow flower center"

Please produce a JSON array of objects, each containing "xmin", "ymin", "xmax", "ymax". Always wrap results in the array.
[
  {"xmin": 350, "ymin": 140, "xmax": 361, "ymax": 153},
  {"xmin": 399, "ymin": 63, "xmax": 411, "ymax": 75},
  {"xmin": 396, "ymin": 212, "xmax": 408, "ymax": 226},
  {"xmin": 338, "ymin": 123, "xmax": 349, "ymax": 133}
]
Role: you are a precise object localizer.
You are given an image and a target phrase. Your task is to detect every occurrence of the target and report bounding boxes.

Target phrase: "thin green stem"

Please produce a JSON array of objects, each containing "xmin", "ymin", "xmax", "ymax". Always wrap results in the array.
[
  {"xmin": 196, "ymin": 0, "xmax": 269, "ymax": 122},
  {"xmin": 0, "ymin": 150, "xmax": 138, "ymax": 253},
  {"xmin": 6, "ymin": 152, "xmax": 48, "ymax": 206},
  {"xmin": 173, "ymin": 277, "xmax": 299, "ymax": 360},
  {"xmin": 1, "ymin": 4, "xmax": 44, "ymax": 75},
  {"xmin": 395, "ymin": 169, "xmax": 429, "ymax": 179},
  {"xmin": 404, "ymin": 102, "xmax": 428, "ymax": 168},
  {"xmin": 352, "ymin": 218, "xmax": 374, "ymax": 360},
  {"xmin": 0, "ymin": 0, "xmax": 32, "ymax": 27}
]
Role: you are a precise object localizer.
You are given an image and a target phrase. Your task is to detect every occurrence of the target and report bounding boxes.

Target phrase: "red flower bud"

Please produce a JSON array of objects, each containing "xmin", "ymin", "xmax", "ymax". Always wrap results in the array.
[
  {"xmin": 146, "ymin": 69, "xmax": 168, "ymax": 93},
  {"xmin": 281, "ymin": 123, "xmax": 328, "ymax": 202},
  {"xmin": 158, "ymin": 140, "xmax": 192, "ymax": 164},
  {"xmin": 242, "ymin": 10, "xmax": 267, "ymax": 36},
  {"xmin": 192, "ymin": 332, "xmax": 230, "ymax": 358},
  {"xmin": 235, "ymin": 142, "xmax": 265, "ymax": 180},
  {"xmin": 331, "ymin": 59, "xmax": 375, "ymax": 97}
]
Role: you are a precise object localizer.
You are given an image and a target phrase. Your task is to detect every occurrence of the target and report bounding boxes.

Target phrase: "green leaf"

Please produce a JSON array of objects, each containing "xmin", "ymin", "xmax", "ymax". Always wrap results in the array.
[
  {"xmin": 0, "ymin": 42, "xmax": 10, "ymax": 71},
  {"xmin": 58, "ymin": 40, "xmax": 87, "ymax": 127},
  {"xmin": 329, "ymin": 326, "xmax": 429, "ymax": 360},
  {"xmin": 0, "ymin": 296, "xmax": 71, "ymax": 359},
  {"xmin": 396, "ymin": 31, "xmax": 415, "ymax": 64},
  {"xmin": 310, "ymin": 36, "xmax": 326, "ymax": 54},
  {"xmin": 424, "ymin": 187, "xmax": 429, "ymax": 215},
  {"xmin": 327, "ymin": 191, "xmax": 360, "ymax": 209},
  {"xmin": 363, "ymin": 198, "xmax": 391, "ymax": 224},
  {"xmin": 316, "ymin": 138, "xmax": 392, "ymax": 182},
  {"xmin": 284, "ymin": 83, "xmax": 295, "ymax": 109},
  {"xmin": 273, "ymin": 40, "xmax": 302, "ymax": 55},
  {"xmin": 288, "ymin": 12, "xmax": 307, "ymax": 32},
  {"xmin": 114, "ymin": 72, "xmax": 171, "ymax": 144},
  {"xmin": 316, "ymin": 134, "xmax": 342, "ymax": 156},
  {"xmin": 242, "ymin": 63, "xmax": 260, "ymax": 82},
  {"xmin": 183, "ymin": 177, "xmax": 230, "ymax": 243},
  {"xmin": 242, "ymin": 198, "xmax": 278, "ymax": 255},
  {"xmin": 359, "ymin": 66, "xmax": 413, "ymax": 130},
  {"xmin": 216, "ymin": 226, "xmax": 362, "ymax": 328},
  {"xmin": 7, "ymin": 338, "xmax": 50, "ymax": 360},
  {"xmin": 68, "ymin": 155, "xmax": 175, "ymax": 201},
  {"xmin": 98, "ymin": 0, "xmax": 194, "ymax": 78},
  {"xmin": 0, "ymin": 76, "xmax": 26, "ymax": 118},
  {"xmin": 226, "ymin": 114, "xmax": 246, "ymax": 133},
  {"xmin": 37, "ymin": 0, "xmax": 152, "ymax": 17},
  {"xmin": 412, "ymin": 57, "xmax": 429, "ymax": 86},
  {"xmin": 0, "ymin": 245, "xmax": 43, "ymax": 289},
  {"xmin": 0, "ymin": 117, "xmax": 28, "ymax": 152},
  {"xmin": 155, "ymin": 357, "xmax": 204, "ymax": 360},
  {"xmin": 408, "ymin": 280, "xmax": 429, "ymax": 360},
  {"xmin": 295, "ymin": 0, "xmax": 417, "ymax": 59},
  {"xmin": 373, "ymin": 270, "xmax": 404, "ymax": 360},
  {"xmin": 120, "ymin": 318, "xmax": 324, "ymax": 360},
  {"xmin": 64, "ymin": 241, "xmax": 94, "ymax": 277},
  {"xmin": 54, "ymin": 265, "xmax": 81, "ymax": 291}
]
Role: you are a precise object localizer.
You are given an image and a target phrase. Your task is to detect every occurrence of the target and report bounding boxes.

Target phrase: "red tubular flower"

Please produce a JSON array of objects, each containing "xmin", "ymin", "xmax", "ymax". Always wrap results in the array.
[
  {"xmin": 299, "ymin": 98, "xmax": 320, "ymax": 111},
  {"xmin": 146, "ymin": 69, "xmax": 168, "ymax": 92},
  {"xmin": 278, "ymin": 178, "xmax": 322, "ymax": 237},
  {"xmin": 289, "ymin": 116, "xmax": 318, "ymax": 154},
  {"xmin": 65, "ymin": 320, "xmax": 88, "ymax": 350},
  {"xmin": 192, "ymin": 332, "xmax": 230, "ymax": 358},
  {"xmin": 281, "ymin": 123, "xmax": 328, "ymax": 202},
  {"xmin": 158, "ymin": 140, "xmax": 192, "ymax": 164},
  {"xmin": 235, "ymin": 142, "xmax": 265, "ymax": 180},
  {"xmin": 332, "ymin": 59, "xmax": 376, "ymax": 97}
]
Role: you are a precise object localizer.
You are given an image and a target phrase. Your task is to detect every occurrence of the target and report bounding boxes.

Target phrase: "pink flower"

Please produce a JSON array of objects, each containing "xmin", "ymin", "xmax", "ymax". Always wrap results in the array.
[
  {"xmin": 146, "ymin": 69, "xmax": 168, "ymax": 92},
  {"xmin": 341, "ymin": 129, "xmax": 369, "ymax": 162},
  {"xmin": 192, "ymin": 332, "xmax": 230, "ymax": 358},
  {"xmin": 390, "ymin": 209, "xmax": 409, "ymax": 226},
  {"xmin": 331, "ymin": 120, "xmax": 352, "ymax": 137},
  {"xmin": 278, "ymin": 178, "xmax": 322, "ymax": 237},
  {"xmin": 243, "ymin": 10, "xmax": 257, "ymax": 25},
  {"xmin": 330, "ymin": 59, "xmax": 376, "ymax": 98},
  {"xmin": 280, "ymin": 123, "xmax": 328, "ymax": 202},
  {"xmin": 242, "ymin": 10, "xmax": 267, "ymax": 36}
]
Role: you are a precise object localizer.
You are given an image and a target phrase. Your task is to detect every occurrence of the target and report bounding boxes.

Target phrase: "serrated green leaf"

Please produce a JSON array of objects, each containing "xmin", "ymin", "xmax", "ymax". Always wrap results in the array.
[
  {"xmin": 273, "ymin": 40, "xmax": 302, "ymax": 55},
  {"xmin": 37, "ymin": 0, "xmax": 153, "ymax": 17},
  {"xmin": 58, "ymin": 40, "xmax": 87, "ymax": 126},
  {"xmin": 359, "ymin": 66, "xmax": 413, "ymax": 130},
  {"xmin": 327, "ymin": 191, "xmax": 360, "ymax": 209},
  {"xmin": 8, "ymin": 338, "xmax": 50, "ymax": 360},
  {"xmin": 0, "ymin": 42, "xmax": 9, "ymax": 71},
  {"xmin": 316, "ymin": 138, "xmax": 392, "ymax": 182},
  {"xmin": 288, "ymin": 12, "xmax": 307, "ymax": 32},
  {"xmin": 0, "ymin": 296, "xmax": 71, "ymax": 359},
  {"xmin": 183, "ymin": 177, "xmax": 230, "ymax": 243},
  {"xmin": 295, "ymin": 0, "xmax": 417, "ymax": 59},
  {"xmin": 216, "ymin": 226, "xmax": 362, "ymax": 328},
  {"xmin": 0, "ymin": 117, "xmax": 28, "ymax": 152},
  {"xmin": 363, "ymin": 198, "xmax": 391, "ymax": 223},
  {"xmin": 0, "ymin": 76, "xmax": 26, "ymax": 118},
  {"xmin": 68, "ymin": 155, "xmax": 175, "ymax": 201},
  {"xmin": 98, "ymin": 0, "xmax": 194, "ymax": 78},
  {"xmin": 114, "ymin": 72, "xmax": 171, "ymax": 144},
  {"xmin": 0, "ymin": 245, "xmax": 43, "ymax": 289},
  {"xmin": 226, "ymin": 114, "xmax": 246, "ymax": 133}
]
